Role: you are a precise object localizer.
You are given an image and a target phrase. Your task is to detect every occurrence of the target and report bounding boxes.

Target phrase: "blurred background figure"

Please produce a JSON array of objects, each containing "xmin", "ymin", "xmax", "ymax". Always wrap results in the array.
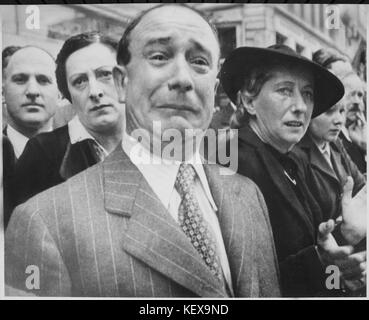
[
  {"xmin": 340, "ymin": 71, "xmax": 366, "ymax": 171},
  {"xmin": 10, "ymin": 32, "xmax": 125, "ymax": 219},
  {"xmin": 313, "ymin": 48, "xmax": 366, "ymax": 174}
]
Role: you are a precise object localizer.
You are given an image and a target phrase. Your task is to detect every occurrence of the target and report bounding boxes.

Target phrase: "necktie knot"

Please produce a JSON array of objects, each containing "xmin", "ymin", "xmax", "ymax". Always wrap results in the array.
[
  {"xmin": 175, "ymin": 163, "xmax": 196, "ymax": 196},
  {"xmin": 87, "ymin": 139, "xmax": 105, "ymax": 162}
]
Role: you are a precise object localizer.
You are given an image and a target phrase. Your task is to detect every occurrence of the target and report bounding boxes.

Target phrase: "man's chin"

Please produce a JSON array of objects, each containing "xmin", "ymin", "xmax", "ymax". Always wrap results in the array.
[
  {"xmin": 161, "ymin": 116, "xmax": 204, "ymax": 132},
  {"xmin": 21, "ymin": 115, "xmax": 51, "ymax": 127}
]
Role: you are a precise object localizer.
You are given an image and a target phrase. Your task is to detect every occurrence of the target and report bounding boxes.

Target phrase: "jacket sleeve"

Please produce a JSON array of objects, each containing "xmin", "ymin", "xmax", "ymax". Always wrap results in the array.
[
  {"xmin": 253, "ymin": 184, "xmax": 282, "ymax": 297},
  {"xmin": 279, "ymin": 245, "xmax": 329, "ymax": 297},
  {"xmin": 5, "ymin": 200, "xmax": 72, "ymax": 297}
]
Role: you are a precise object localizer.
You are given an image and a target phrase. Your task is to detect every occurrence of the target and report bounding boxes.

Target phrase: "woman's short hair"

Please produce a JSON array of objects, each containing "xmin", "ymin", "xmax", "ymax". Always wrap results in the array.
[
  {"xmin": 56, "ymin": 31, "xmax": 118, "ymax": 102},
  {"xmin": 229, "ymin": 64, "xmax": 274, "ymax": 129}
]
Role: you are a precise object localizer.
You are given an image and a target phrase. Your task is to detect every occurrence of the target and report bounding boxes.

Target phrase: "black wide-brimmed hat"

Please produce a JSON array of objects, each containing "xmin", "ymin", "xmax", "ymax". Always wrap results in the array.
[{"xmin": 219, "ymin": 44, "xmax": 344, "ymax": 118}]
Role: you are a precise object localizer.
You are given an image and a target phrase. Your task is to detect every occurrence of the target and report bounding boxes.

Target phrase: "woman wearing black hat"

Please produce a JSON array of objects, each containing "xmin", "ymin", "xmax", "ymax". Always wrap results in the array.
[{"xmin": 219, "ymin": 44, "xmax": 366, "ymax": 297}]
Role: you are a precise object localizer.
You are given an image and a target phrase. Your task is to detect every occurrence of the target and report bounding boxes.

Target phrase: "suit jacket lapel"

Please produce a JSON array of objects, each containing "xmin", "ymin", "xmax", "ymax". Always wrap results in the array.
[
  {"xmin": 103, "ymin": 148, "xmax": 227, "ymax": 297},
  {"xmin": 330, "ymin": 143, "xmax": 348, "ymax": 186},
  {"xmin": 59, "ymin": 140, "xmax": 99, "ymax": 180},
  {"xmin": 204, "ymin": 164, "xmax": 253, "ymax": 297},
  {"xmin": 309, "ymin": 143, "xmax": 339, "ymax": 183},
  {"xmin": 300, "ymin": 135, "xmax": 340, "ymax": 184}
]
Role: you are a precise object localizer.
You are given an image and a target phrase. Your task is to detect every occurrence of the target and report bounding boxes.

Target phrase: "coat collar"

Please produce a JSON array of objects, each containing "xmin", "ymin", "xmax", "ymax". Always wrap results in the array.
[
  {"xmin": 238, "ymin": 124, "xmax": 316, "ymax": 236},
  {"xmin": 298, "ymin": 134, "xmax": 340, "ymax": 184},
  {"xmin": 59, "ymin": 139, "xmax": 100, "ymax": 180},
  {"xmin": 102, "ymin": 147, "xmax": 230, "ymax": 297}
]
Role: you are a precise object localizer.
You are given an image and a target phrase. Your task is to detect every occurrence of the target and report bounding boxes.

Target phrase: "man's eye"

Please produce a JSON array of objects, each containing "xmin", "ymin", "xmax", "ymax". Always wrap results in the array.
[
  {"xmin": 191, "ymin": 57, "xmax": 209, "ymax": 66},
  {"xmin": 149, "ymin": 53, "xmax": 168, "ymax": 62},
  {"xmin": 96, "ymin": 70, "xmax": 113, "ymax": 80},
  {"xmin": 12, "ymin": 76, "xmax": 27, "ymax": 84},
  {"xmin": 37, "ymin": 76, "xmax": 52, "ymax": 85}
]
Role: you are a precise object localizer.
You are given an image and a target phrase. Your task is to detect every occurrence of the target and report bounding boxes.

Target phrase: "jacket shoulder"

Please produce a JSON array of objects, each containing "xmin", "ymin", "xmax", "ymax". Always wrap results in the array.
[{"xmin": 32, "ymin": 125, "xmax": 69, "ymax": 147}]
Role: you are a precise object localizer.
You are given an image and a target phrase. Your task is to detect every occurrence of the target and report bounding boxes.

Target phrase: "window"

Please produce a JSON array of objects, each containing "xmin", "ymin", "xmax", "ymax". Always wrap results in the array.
[
  {"xmin": 217, "ymin": 26, "xmax": 237, "ymax": 60},
  {"xmin": 296, "ymin": 44, "xmax": 305, "ymax": 55},
  {"xmin": 276, "ymin": 32, "xmax": 287, "ymax": 45}
]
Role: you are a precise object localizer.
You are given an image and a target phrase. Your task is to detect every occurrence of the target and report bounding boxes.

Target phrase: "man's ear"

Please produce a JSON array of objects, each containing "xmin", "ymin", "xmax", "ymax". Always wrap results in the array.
[
  {"xmin": 113, "ymin": 65, "xmax": 127, "ymax": 103},
  {"xmin": 240, "ymin": 90, "xmax": 256, "ymax": 116}
]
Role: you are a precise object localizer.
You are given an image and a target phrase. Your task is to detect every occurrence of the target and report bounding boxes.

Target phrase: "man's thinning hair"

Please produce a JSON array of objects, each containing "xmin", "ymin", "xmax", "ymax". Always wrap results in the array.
[
  {"xmin": 2, "ymin": 46, "xmax": 22, "ymax": 71},
  {"xmin": 3, "ymin": 45, "xmax": 55, "ymax": 80},
  {"xmin": 117, "ymin": 4, "xmax": 220, "ymax": 66}
]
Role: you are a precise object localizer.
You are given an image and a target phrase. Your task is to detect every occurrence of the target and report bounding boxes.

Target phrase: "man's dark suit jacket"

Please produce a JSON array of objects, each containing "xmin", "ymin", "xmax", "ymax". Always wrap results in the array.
[
  {"xmin": 226, "ymin": 124, "xmax": 334, "ymax": 297},
  {"xmin": 2, "ymin": 134, "xmax": 17, "ymax": 227},
  {"xmin": 5, "ymin": 147, "xmax": 280, "ymax": 297},
  {"xmin": 293, "ymin": 134, "xmax": 365, "ymax": 222},
  {"xmin": 13, "ymin": 125, "xmax": 100, "ymax": 207},
  {"xmin": 339, "ymin": 132, "xmax": 366, "ymax": 174}
]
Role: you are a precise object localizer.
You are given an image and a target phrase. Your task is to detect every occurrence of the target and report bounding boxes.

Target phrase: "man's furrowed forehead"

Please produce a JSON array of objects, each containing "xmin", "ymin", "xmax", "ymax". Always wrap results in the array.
[{"xmin": 130, "ymin": 6, "xmax": 219, "ymax": 56}]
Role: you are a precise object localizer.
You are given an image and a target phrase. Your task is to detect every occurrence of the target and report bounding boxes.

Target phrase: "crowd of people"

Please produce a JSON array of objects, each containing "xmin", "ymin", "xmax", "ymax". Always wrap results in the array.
[{"xmin": 1, "ymin": 4, "xmax": 367, "ymax": 298}]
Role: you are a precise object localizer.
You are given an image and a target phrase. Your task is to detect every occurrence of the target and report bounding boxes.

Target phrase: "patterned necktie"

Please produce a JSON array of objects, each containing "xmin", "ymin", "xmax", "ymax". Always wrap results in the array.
[
  {"xmin": 175, "ymin": 163, "xmax": 223, "ymax": 281},
  {"xmin": 88, "ymin": 139, "xmax": 106, "ymax": 162}
]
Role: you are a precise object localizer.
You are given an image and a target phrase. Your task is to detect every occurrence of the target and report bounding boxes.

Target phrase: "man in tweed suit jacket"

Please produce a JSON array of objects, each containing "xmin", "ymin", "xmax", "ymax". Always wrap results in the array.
[{"xmin": 5, "ymin": 4, "xmax": 280, "ymax": 297}]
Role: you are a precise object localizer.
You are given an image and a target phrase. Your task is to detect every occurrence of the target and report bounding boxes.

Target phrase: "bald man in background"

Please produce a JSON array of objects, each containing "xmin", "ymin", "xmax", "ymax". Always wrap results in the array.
[
  {"xmin": 2, "ymin": 46, "xmax": 60, "ymax": 226},
  {"xmin": 3, "ymin": 46, "xmax": 59, "ymax": 159}
]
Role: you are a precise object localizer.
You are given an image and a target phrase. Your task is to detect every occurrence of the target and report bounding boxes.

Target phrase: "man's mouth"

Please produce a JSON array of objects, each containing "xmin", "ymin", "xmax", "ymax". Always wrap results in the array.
[
  {"xmin": 91, "ymin": 104, "xmax": 112, "ymax": 111},
  {"xmin": 22, "ymin": 103, "xmax": 44, "ymax": 108},
  {"xmin": 157, "ymin": 104, "xmax": 196, "ymax": 112},
  {"xmin": 285, "ymin": 121, "xmax": 303, "ymax": 127}
]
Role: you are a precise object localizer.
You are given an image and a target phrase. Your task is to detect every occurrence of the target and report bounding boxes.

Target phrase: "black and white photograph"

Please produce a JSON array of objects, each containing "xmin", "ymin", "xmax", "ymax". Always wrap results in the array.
[{"xmin": 0, "ymin": 1, "xmax": 367, "ymax": 300}]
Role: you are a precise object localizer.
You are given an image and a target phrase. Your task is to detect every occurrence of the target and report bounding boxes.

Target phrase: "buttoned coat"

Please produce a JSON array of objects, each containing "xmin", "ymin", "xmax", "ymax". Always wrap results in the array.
[{"xmin": 5, "ymin": 146, "xmax": 280, "ymax": 297}]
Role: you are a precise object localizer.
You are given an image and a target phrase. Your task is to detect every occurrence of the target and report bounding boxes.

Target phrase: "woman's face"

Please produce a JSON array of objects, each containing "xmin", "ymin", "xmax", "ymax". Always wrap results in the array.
[
  {"xmin": 309, "ymin": 103, "xmax": 345, "ymax": 144},
  {"xmin": 66, "ymin": 43, "xmax": 124, "ymax": 133},
  {"xmin": 245, "ymin": 65, "xmax": 314, "ymax": 152}
]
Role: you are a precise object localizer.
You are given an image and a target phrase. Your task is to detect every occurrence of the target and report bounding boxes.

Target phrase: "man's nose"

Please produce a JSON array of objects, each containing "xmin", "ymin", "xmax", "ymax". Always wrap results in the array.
[
  {"xmin": 167, "ymin": 57, "xmax": 194, "ymax": 93},
  {"xmin": 89, "ymin": 77, "xmax": 104, "ymax": 101},
  {"xmin": 352, "ymin": 92, "xmax": 362, "ymax": 105},
  {"xmin": 25, "ymin": 78, "xmax": 41, "ymax": 99}
]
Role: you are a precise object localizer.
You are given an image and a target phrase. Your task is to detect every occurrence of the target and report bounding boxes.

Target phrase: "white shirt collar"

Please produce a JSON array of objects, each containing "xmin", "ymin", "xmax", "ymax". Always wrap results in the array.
[
  {"xmin": 6, "ymin": 125, "xmax": 29, "ymax": 158},
  {"xmin": 121, "ymin": 130, "xmax": 217, "ymax": 211},
  {"xmin": 68, "ymin": 115, "xmax": 108, "ymax": 156},
  {"xmin": 317, "ymin": 141, "xmax": 331, "ymax": 158}
]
